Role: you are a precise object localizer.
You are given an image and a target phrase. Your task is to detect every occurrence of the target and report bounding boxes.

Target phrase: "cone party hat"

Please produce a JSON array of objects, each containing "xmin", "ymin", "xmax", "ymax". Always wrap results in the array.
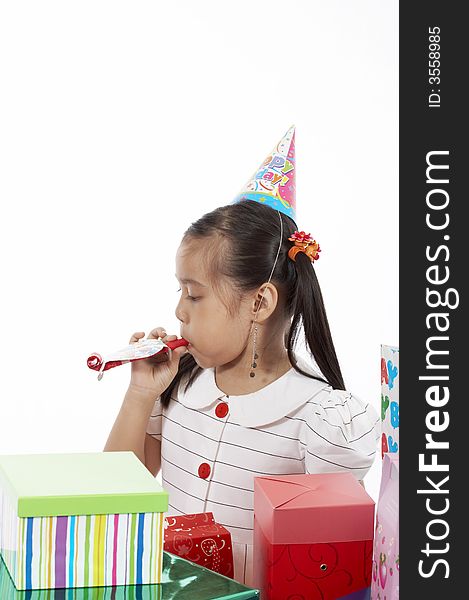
[{"xmin": 232, "ymin": 125, "xmax": 296, "ymax": 221}]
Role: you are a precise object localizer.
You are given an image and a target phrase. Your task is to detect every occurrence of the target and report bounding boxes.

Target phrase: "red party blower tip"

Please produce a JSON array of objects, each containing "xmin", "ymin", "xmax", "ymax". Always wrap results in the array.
[{"xmin": 166, "ymin": 338, "xmax": 189, "ymax": 350}]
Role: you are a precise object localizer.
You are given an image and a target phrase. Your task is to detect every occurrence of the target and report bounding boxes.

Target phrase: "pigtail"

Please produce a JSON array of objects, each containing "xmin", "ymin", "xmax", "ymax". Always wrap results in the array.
[{"xmin": 287, "ymin": 251, "xmax": 346, "ymax": 391}]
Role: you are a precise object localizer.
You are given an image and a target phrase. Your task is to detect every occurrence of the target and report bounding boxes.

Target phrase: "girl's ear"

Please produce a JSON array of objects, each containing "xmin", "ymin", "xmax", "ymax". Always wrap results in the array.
[{"xmin": 252, "ymin": 283, "xmax": 279, "ymax": 321}]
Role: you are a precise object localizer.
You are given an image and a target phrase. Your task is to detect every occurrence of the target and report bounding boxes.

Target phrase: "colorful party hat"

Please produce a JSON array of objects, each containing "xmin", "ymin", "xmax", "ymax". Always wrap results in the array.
[{"xmin": 232, "ymin": 125, "xmax": 296, "ymax": 221}]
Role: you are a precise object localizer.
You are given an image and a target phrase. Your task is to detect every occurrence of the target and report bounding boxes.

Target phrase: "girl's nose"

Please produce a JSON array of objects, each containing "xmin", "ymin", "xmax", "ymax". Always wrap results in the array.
[{"xmin": 175, "ymin": 299, "xmax": 185, "ymax": 324}]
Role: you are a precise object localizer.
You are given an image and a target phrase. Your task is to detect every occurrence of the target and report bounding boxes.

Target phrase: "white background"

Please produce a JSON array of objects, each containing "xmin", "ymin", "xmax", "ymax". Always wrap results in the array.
[{"xmin": 0, "ymin": 1, "xmax": 398, "ymax": 502}]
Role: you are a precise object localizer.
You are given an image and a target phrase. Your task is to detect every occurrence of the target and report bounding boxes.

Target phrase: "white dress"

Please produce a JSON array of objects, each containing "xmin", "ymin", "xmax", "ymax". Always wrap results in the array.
[{"xmin": 146, "ymin": 355, "xmax": 380, "ymax": 587}]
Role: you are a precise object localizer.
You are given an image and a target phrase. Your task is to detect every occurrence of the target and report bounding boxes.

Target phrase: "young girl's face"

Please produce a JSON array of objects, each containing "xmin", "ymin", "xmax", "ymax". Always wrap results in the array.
[{"xmin": 174, "ymin": 239, "xmax": 253, "ymax": 369}]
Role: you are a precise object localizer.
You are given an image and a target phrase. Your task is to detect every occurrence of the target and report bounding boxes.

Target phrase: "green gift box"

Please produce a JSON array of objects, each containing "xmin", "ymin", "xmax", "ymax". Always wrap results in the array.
[
  {"xmin": 0, "ymin": 452, "xmax": 168, "ymax": 590},
  {"xmin": 0, "ymin": 552, "xmax": 260, "ymax": 599}
]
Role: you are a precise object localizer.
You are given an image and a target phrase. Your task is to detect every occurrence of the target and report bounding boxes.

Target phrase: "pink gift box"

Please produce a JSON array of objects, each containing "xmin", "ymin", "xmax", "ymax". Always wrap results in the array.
[{"xmin": 254, "ymin": 473, "xmax": 375, "ymax": 600}]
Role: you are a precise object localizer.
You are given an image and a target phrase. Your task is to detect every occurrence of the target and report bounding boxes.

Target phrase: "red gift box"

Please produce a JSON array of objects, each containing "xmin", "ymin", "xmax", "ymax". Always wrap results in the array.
[
  {"xmin": 164, "ymin": 512, "xmax": 234, "ymax": 578},
  {"xmin": 254, "ymin": 473, "xmax": 375, "ymax": 600}
]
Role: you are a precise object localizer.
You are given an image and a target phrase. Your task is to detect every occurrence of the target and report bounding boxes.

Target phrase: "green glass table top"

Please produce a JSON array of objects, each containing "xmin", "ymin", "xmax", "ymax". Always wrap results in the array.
[{"xmin": 0, "ymin": 552, "xmax": 260, "ymax": 599}]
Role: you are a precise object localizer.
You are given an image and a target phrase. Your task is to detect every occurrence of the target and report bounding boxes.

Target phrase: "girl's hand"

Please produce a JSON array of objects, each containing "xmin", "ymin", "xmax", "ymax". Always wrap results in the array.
[{"xmin": 128, "ymin": 327, "xmax": 188, "ymax": 396}]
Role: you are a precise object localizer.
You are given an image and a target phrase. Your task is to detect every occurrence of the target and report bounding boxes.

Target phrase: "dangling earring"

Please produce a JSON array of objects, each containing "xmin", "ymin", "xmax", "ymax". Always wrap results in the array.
[{"xmin": 250, "ymin": 324, "xmax": 259, "ymax": 378}]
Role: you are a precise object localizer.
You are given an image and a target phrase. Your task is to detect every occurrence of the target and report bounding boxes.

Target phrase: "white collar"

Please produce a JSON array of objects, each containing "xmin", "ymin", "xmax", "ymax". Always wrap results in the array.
[{"xmin": 176, "ymin": 354, "xmax": 330, "ymax": 427}]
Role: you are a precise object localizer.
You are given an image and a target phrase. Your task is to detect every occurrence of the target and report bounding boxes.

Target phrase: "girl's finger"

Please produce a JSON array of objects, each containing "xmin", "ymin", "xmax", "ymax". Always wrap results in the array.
[
  {"xmin": 129, "ymin": 331, "xmax": 145, "ymax": 344},
  {"xmin": 172, "ymin": 344, "xmax": 188, "ymax": 356},
  {"xmin": 147, "ymin": 327, "xmax": 167, "ymax": 340}
]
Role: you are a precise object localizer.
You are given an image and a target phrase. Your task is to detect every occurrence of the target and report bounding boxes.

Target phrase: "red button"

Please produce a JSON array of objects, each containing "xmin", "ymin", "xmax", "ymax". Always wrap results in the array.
[
  {"xmin": 198, "ymin": 463, "xmax": 211, "ymax": 479},
  {"xmin": 215, "ymin": 401, "xmax": 229, "ymax": 418}
]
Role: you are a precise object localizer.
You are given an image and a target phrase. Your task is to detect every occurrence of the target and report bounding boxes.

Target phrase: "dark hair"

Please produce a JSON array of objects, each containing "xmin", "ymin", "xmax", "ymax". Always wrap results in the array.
[{"xmin": 160, "ymin": 199, "xmax": 345, "ymax": 408}]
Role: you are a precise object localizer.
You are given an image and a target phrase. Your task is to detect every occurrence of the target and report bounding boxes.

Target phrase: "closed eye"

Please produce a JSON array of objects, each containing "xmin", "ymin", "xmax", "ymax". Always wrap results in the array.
[{"xmin": 176, "ymin": 288, "xmax": 199, "ymax": 301}]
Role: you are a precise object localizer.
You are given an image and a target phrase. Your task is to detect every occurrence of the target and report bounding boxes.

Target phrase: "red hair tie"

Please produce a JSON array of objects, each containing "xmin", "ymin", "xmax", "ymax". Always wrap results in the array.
[{"xmin": 288, "ymin": 230, "xmax": 321, "ymax": 263}]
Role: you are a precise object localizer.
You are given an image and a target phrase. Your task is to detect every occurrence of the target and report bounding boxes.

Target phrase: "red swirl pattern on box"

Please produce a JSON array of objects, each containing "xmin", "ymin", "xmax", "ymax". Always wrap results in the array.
[
  {"xmin": 255, "ymin": 523, "xmax": 372, "ymax": 600},
  {"xmin": 163, "ymin": 512, "xmax": 234, "ymax": 579}
]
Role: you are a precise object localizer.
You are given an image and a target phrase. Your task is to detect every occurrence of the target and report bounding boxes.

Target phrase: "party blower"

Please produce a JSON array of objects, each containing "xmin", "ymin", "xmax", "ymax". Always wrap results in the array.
[{"xmin": 87, "ymin": 337, "xmax": 189, "ymax": 380}]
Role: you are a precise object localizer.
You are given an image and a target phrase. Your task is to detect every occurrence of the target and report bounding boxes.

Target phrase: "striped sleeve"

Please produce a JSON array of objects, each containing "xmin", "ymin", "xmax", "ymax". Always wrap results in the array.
[
  {"xmin": 146, "ymin": 397, "xmax": 163, "ymax": 440},
  {"xmin": 302, "ymin": 388, "xmax": 380, "ymax": 481}
]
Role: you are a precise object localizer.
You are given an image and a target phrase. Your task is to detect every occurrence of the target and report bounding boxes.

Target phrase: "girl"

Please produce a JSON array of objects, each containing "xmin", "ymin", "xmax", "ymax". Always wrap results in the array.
[{"xmin": 104, "ymin": 199, "xmax": 380, "ymax": 587}]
